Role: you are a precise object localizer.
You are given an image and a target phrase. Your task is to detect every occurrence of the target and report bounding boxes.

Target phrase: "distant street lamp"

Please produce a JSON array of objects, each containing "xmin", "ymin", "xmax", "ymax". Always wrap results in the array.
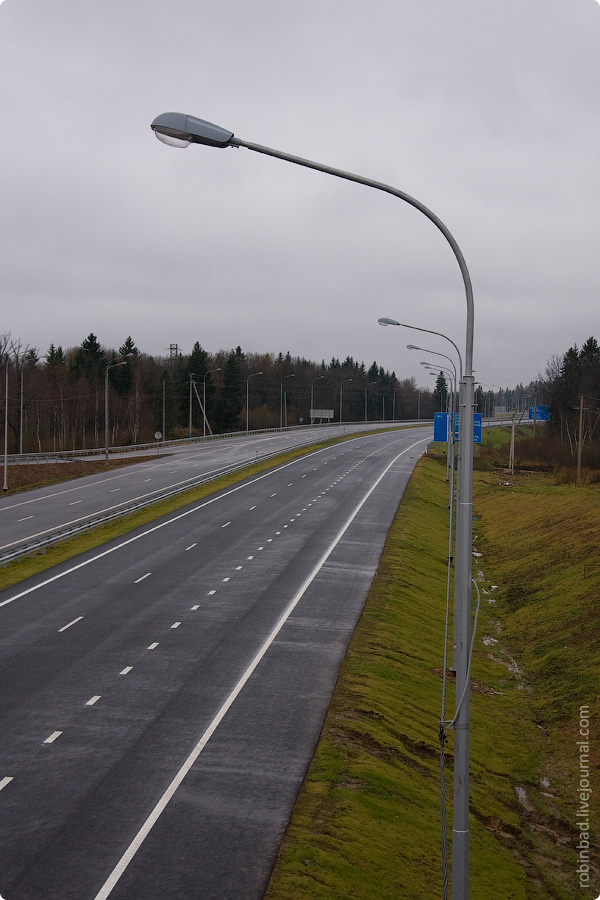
[
  {"xmin": 105, "ymin": 360, "xmax": 128, "ymax": 466},
  {"xmin": 203, "ymin": 368, "xmax": 221, "ymax": 438},
  {"xmin": 340, "ymin": 378, "xmax": 352, "ymax": 423},
  {"xmin": 151, "ymin": 111, "xmax": 475, "ymax": 900},
  {"xmin": 246, "ymin": 371, "xmax": 262, "ymax": 433},
  {"xmin": 280, "ymin": 373, "xmax": 295, "ymax": 429},
  {"xmin": 364, "ymin": 381, "xmax": 376, "ymax": 421},
  {"xmin": 311, "ymin": 375, "xmax": 325, "ymax": 425}
]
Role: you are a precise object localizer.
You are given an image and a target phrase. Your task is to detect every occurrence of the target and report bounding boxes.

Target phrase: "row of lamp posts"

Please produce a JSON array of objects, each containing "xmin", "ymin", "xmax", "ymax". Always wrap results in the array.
[{"xmin": 149, "ymin": 111, "xmax": 475, "ymax": 899}]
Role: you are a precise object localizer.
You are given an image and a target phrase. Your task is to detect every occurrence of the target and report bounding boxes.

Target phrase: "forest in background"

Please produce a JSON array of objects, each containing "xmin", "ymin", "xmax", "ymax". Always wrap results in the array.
[{"xmin": 0, "ymin": 331, "xmax": 577, "ymax": 455}]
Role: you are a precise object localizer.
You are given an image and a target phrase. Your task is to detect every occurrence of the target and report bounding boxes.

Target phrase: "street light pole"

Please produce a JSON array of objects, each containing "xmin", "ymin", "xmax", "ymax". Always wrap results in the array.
[
  {"xmin": 151, "ymin": 112, "xmax": 475, "ymax": 899},
  {"xmin": 104, "ymin": 360, "xmax": 127, "ymax": 466},
  {"xmin": 311, "ymin": 374, "xmax": 325, "ymax": 425},
  {"xmin": 340, "ymin": 378, "xmax": 352, "ymax": 423},
  {"xmin": 246, "ymin": 371, "xmax": 262, "ymax": 433},
  {"xmin": 280, "ymin": 373, "xmax": 295, "ymax": 430},
  {"xmin": 365, "ymin": 381, "xmax": 376, "ymax": 421}
]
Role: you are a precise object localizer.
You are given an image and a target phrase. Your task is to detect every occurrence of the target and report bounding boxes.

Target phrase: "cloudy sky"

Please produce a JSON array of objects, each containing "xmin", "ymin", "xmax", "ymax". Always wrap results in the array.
[{"xmin": 1, "ymin": 0, "xmax": 598, "ymax": 390}]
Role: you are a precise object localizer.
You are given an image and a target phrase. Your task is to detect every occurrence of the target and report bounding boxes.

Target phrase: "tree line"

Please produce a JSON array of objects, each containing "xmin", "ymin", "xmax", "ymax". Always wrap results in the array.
[
  {"xmin": 2, "ymin": 332, "xmax": 443, "ymax": 454},
  {"xmin": 1, "ymin": 331, "xmax": 552, "ymax": 455},
  {"xmin": 543, "ymin": 336, "xmax": 600, "ymax": 454}
]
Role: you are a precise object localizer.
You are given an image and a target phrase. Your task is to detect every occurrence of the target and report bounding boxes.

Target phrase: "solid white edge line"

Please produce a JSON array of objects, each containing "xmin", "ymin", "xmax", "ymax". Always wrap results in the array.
[
  {"xmin": 1, "ymin": 440, "xmax": 372, "ymax": 609},
  {"xmin": 43, "ymin": 731, "xmax": 62, "ymax": 744},
  {"xmin": 90, "ymin": 438, "xmax": 426, "ymax": 900}
]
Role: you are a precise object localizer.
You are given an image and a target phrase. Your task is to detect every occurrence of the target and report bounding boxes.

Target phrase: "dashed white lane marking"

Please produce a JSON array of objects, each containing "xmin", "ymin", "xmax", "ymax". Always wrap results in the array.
[
  {"xmin": 119, "ymin": 667, "xmax": 133, "ymax": 676},
  {"xmin": 143, "ymin": 479, "xmax": 151, "ymax": 482},
  {"xmin": 235, "ymin": 566, "xmax": 243, "ymax": 571},
  {"xmin": 171, "ymin": 622, "xmax": 181, "ymax": 629},
  {"xmin": 221, "ymin": 522, "xmax": 231, "ymax": 529},
  {"xmin": 270, "ymin": 493, "xmax": 277, "ymax": 497},
  {"xmin": 249, "ymin": 506, "xmax": 257, "ymax": 511},
  {"xmin": 69, "ymin": 500, "xmax": 82, "ymax": 506},
  {"xmin": 58, "ymin": 616, "xmax": 83, "ymax": 633},
  {"xmin": 86, "ymin": 696, "xmax": 102, "ymax": 706},
  {"xmin": 44, "ymin": 731, "xmax": 62, "ymax": 744},
  {"xmin": 190, "ymin": 605, "xmax": 200, "ymax": 611},
  {"xmin": 223, "ymin": 577, "xmax": 230, "ymax": 582},
  {"xmin": 147, "ymin": 642, "xmax": 159, "ymax": 649},
  {"xmin": 0, "ymin": 777, "xmax": 14, "ymax": 791},
  {"xmin": 258, "ymin": 546, "xmax": 264, "ymax": 550},
  {"xmin": 134, "ymin": 573, "xmax": 152, "ymax": 583},
  {"xmin": 18, "ymin": 515, "xmax": 35, "ymax": 521},
  {"xmin": 287, "ymin": 483, "xmax": 294, "ymax": 486},
  {"xmin": 185, "ymin": 543, "xmax": 197, "ymax": 551},
  {"xmin": 208, "ymin": 590, "xmax": 216, "ymax": 595},
  {"xmin": 89, "ymin": 441, "xmax": 414, "ymax": 900},
  {"xmin": 109, "ymin": 489, "xmax": 121, "ymax": 493},
  {"xmin": 247, "ymin": 555, "xmax": 254, "ymax": 560}
]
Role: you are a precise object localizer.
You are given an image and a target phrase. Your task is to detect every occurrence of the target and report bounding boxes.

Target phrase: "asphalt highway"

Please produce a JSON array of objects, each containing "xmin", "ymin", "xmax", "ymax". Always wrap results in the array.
[
  {"xmin": 0, "ymin": 423, "xmax": 418, "ymax": 554},
  {"xmin": 0, "ymin": 427, "xmax": 430, "ymax": 900}
]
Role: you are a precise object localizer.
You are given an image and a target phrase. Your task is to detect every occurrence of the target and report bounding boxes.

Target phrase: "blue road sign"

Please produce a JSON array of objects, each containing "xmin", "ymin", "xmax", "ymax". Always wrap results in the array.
[
  {"xmin": 529, "ymin": 405, "xmax": 550, "ymax": 421},
  {"xmin": 433, "ymin": 412, "xmax": 482, "ymax": 443}
]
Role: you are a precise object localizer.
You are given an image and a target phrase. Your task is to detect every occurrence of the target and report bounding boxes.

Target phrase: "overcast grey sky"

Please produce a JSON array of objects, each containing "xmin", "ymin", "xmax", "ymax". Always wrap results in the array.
[{"xmin": 1, "ymin": 0, "xmax": 598, "ymax": 389}]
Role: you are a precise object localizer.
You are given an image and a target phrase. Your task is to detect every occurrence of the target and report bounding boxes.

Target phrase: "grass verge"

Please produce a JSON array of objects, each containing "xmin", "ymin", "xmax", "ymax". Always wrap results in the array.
[{"xmin": 264, "ymin": 453, "xmax": 599, "ymax": 899}]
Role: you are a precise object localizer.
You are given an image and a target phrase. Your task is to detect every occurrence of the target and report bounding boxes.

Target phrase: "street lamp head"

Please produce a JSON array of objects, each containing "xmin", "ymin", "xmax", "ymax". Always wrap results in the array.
[
  {"xmin": 151, "ymin": 113, "xmax": 239, "ymax": 149},
  {"xmin": 406, "ymin": 344, "xmax": 420, "ymax": 351},
  {"xmin": 378, "ymin": 317, "xmax": 400, "ymax": 327}
]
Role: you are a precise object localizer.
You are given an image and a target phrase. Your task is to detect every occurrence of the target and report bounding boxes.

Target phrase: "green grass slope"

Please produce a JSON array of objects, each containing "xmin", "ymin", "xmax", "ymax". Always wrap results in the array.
[{"xmin": 265, "ymin": 453, "xmax": 599, "ymax": 899}]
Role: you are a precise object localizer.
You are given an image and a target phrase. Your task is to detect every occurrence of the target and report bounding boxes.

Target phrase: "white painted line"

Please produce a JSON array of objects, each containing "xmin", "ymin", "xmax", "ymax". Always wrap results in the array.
[
  {"xmin": 58, "ymin": 616, "xmax": 84, "ymax": 632},
  {"xmin": 109, "ymin": 489, "xmax": 121, "ymax": 493},
  {"xmin": 288, "ymin": 483, "xmax": 294, "ymax": 486},
  {"xmin": 249, "ymin": 505, "xmax": 257, "ymax": 511},
  {"xmin": 86, "ymin": 696, "xmax": 102, "ymax": 706},
  {"xmin": 147, "ymin": 642, "xmax": 159, "ymax": 649},
  {"xmin": 119, "ymin": 667, "xmax": 133, "ymax": 676},
  {"xmin": 275, "ymin": 531, "xmax": 281, "ymax": 535},
  {"xmin": 44, "ymin": 731, "xmax": 62, "ymax": 744},
  {"xmin": 258, "ymin": 546, "xmax": 264, "ymax": 550},
  {"xmin": 134, "ymin": 573, "xmax": 152, "ymax": 583},
  {"xmin": 302, "ymin": 474, "xmax": 307, "ymax": 478},
  {"xmin": 89, "ymin": 444, "xmax": 408, "ymax": 900},
  {"xmin": 171, "ymin": 622, "xmax": 181, "ymax": 629},
  {"xmin": 185, "ymin": 543, "xmax": 197, "ymax": 551},
  {"xmin": 18, "ymin": 515, "xmax": 35, "ymax": 521},
  {"xmin": 221, "ymin": 522, "xmax": 231, "ymax": 528},
  {"xmin": 190, "ymin": 605, "xmax": 200, "ymax": 611},
  {"xmin": 222, "ymin": 577, "xmax": 230, "ymax": 582},
  {"xmin": 235, "ymin": 566, "xmax": 243, "ymax": 571},
  {"xmin": 143, "ymin": 478, "xmax": 151, "ymax": 482},
  {"xmin": 0, "ymin": 777, "xmax": 14, "ymax": 791},
  {"xmin": 208, "ymin": 590, "xmax": 216, "ymax": 596},
  {"xmin": 270, "ymin": 493, "xmax": 277, "ymax": 497},
  {"xmin": 247, "ymin": 556, "xmax": 254, "ymax": 560},
  {"xmin": 69, "ymin": 500, "xmax": 82, "ymax": 506},
  {"xmin": 3, "ymin": 437, "xmax": 428, "ymax": 605}
]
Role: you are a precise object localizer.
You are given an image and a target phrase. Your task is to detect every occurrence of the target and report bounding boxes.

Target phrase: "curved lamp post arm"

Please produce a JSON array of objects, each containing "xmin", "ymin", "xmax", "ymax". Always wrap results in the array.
[
  {"xmin": 151, "ymin": 114, "xmax": 473, "ymax": 376},
  {"xmin": 380, "ymin": 319, "xmax": 463, "ymax": 382}
]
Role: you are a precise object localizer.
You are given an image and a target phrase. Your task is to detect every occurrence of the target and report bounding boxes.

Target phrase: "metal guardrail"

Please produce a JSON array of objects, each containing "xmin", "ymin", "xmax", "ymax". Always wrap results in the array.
[
  {"xmin": 3, "ymin": 420, "xmax": 428, "ymax": 465},
  {"xmin": 1, "ymin": 422, "xmax": 429, "ymax": 567},
  {"xmin": 0, "ymin": 446, "xmax": 295, "ymax": 566}
]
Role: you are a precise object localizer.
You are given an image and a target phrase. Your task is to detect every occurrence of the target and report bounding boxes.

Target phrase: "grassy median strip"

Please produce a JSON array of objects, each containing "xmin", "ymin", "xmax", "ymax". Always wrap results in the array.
[{"xmin": 264, "ymin": 452, "xmax": 599, "ymax": 899}]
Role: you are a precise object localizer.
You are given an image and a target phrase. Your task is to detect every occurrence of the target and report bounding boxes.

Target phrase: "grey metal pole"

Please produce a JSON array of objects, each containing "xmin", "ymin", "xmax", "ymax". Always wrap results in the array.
[
  {"xmin": 3, "ymin": 359, "xmax": 8, "ymax": 491},
  {"xmin": 246, "ymin": 371, "xmax": 262, "ymax": 433},
  {"xmin": 280, "ymin": 373, "xmax": 295, "ymax": 429},
  {"xmin": 151, "ymin": 113, "xmax": 475, "ymax": 899}
]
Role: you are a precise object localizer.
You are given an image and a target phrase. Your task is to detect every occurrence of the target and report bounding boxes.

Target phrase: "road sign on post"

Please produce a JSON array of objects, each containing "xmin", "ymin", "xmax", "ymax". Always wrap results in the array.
[
  {"xmin": 434, "ymin": 412, "xmax": 482, "ymax": 443},
  {"xmin": 529, "ymin": 405, "xmax": 549, "ymax": 421}
]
